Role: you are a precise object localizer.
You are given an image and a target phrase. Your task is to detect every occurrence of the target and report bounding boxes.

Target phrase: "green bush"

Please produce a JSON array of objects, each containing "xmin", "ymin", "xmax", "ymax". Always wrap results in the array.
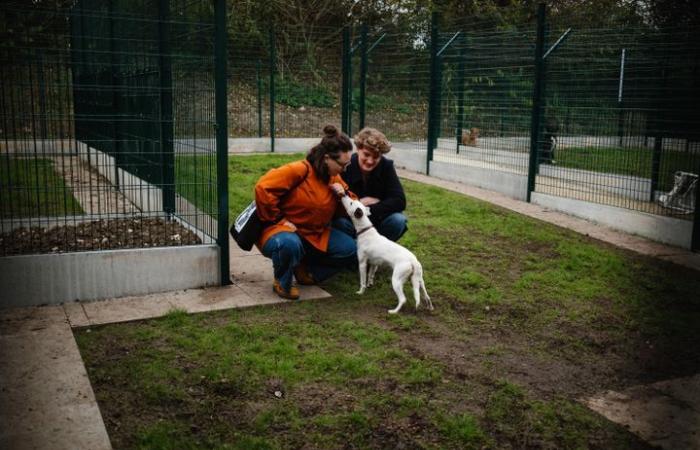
[{"xmin": 275, "ymin": 77, "xmax": 335, "ymax": 108}]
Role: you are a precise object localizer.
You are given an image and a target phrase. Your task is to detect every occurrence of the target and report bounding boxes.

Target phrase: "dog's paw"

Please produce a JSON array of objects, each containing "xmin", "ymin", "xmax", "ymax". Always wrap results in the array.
[
  {"xmin": 387, "ymin": 309, "xmax": 398, "ymax": 314},
  {"xmin": 356, "ymin": 288, "xmax": 365, "ymax": 295}
]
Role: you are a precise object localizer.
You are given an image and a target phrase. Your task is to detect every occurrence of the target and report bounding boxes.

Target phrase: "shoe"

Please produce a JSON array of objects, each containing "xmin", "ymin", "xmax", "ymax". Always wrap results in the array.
[
  {"xmin": 293, "ymin": 263, "xmax": 316, "ymax": 285},
  {"xmin": 273, "ymin": 279, "xmax": 300, "ymax": 300}
]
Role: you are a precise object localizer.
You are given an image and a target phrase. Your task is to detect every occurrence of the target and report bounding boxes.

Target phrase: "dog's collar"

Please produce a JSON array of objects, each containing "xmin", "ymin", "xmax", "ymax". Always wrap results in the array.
[{"xmin": 356, "ymin": 225, "xmax": 373, "ymax": 236}]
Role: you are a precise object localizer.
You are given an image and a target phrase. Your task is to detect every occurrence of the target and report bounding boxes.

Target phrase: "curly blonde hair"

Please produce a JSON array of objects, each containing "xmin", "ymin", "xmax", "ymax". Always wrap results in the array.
[{"xmin": 354, "ymin": 127, "xmax": 391, "ymax": 155}]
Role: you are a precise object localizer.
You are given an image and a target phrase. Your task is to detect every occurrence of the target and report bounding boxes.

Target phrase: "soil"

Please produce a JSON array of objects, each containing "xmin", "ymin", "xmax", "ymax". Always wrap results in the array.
[
  {"xmin": 0, "ymin": 217, "xmax": 202, "ymax": 256},
  {"xmin": 227, "ymin": 81, "xmax": 427, "ymax": 140}
]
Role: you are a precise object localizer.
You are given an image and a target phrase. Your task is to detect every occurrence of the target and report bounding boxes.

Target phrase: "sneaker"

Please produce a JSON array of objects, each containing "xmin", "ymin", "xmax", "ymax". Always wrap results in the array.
[
  {"xmin": 293, "ymin": 263, "xmax": 316, "ymax": 285},
  {"xmin": 273, "ymin": 279, "xmax": 300, "ymax": 300}
]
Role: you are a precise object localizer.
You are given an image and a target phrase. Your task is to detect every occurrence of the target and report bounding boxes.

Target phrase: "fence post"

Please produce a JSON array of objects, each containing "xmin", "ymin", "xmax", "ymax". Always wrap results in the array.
[
  {"xmin": 617, "ymin": 48, "xmax": 626, "ymax": 147},
  {"xmin": 526, "ymin": 3, "xmax": 546, "ymax": 203},
  {"xmin": 359, "ymin": 23, "xmax": 368, "ymax": 130},
  {"xmin": 215, "ymin": 0, "xmax": 231, "ymax": 285},
  {"xmin": 108, "ymin": 0, "xmax": 121, "ymax": 189},
  {"xmin": 78, "ymin": 0, "xmax": 89, "ymax": 163},
  {"xmin": 455, "ymin": 38, "xmax": 466, "ymax": 152},
  {"xmin": 257, "ymin": 59, "xmax": 262, "ymax": 137},
  {"xmin": 348, "ymin": 36, "xmax": 354, "ymax": 135},
  {"xmin": 158, "ymin": 0, "xmax": 174, "ymax": 214},
  {"xmin": 341, "ymin": 27, "xmax": 350, "ymax": 134},
  {"xmin": 269, "ymin": 26, "xmax": 276, "ymax": 152},
  {"xmin": 693, "ymin": 163, "xmax": 700, "ymax": 252},
  {"xmin": 426, "ymin": 11, "xmax": 440, "ymax": 175}
]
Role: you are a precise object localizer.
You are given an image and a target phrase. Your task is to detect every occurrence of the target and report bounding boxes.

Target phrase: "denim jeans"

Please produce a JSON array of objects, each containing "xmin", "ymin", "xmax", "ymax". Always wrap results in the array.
[
  {"xmin": 333, "ymin": 212, "xmax": 408, "ymax": 242},
  {"xmin": 261, "ymin": 229, "xmax": 357, "ymax": 291}
]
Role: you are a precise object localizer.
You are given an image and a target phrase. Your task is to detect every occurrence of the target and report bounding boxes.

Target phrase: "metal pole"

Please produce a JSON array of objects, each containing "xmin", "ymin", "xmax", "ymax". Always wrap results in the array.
[
  {"xmin": 257, "ymin": 59, "xmax": 262, "ymax": 137},
  {"xmin": 526, "ymin": 3, "xmax": 546, "ymax": 203},
  {"xmin": 426, "ymin": 11, "xmax": 440, "ymax": 175},
  {"xmin": 108, "ymin": 0, "xmax": 121, "ymax": 189},
  {"xmin": 650, "ymin": 59, "xmax": 668, "ymax": 202},
  {"xmin": 215, "ymin": 0, "xmax": 231, "ymax": 285},
  {"xmin": 617, "ymin": 48, "xmax": 626, "ymax": 147},
  {"xmin": 455, "ymin": 39, "xmax": 466, "ymax": 152},
  {"xmin": 341, "ymin": 27, "xmax": 350, "ymax": 134},
  {"xmin": 359, "ymin": 24, "xmax": 368, "ymax": 130},
  {"xmin": 692, "ymin": 166, "xmax": 700, "ymax": 252},
  {"xmin": 158, "ymin": 0, "xmax": 174, "ymax": 215},
  {"xmin": 269, "ymin": 26, "xmax": 276, "ymax": 152},
  {"xmin": 348, "ymin": 39, "xmax": 353, "ymax": 136}
]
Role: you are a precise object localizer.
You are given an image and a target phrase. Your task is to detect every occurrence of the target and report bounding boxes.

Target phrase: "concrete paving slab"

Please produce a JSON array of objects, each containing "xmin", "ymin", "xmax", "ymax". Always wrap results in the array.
[
  {"xmin": 0, "ymin": 305, "xmax": 68, "ymax": 336},
  {"xmin": 168, "ymin": 284, "xmax": 255, "ymax": 314},
  {"xmin": 62, "ymin": 301, "xmax": 90, "ymax": 328},
  {"xmin": 584, "ymin": 374, "xmax": 700, "ymax": 450},
  {"xmin": 231, "ymin": 253, "xmax": 277, "ymax": 283},
  {"xmin": 0, "ymin": 309, "xmax": 111, "ymax": 450},
  {"xmin": 81, "ymin": 293, "xmax": 178, "ymax": 326},
  {"xmin": 236, "ymin": 279, "xmax": 332, "ymax": 304}
]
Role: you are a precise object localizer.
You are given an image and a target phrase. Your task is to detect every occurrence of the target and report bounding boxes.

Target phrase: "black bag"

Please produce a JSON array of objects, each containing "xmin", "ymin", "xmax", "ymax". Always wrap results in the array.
[
  {"xmin": 230, "ymin": 201, "xmax": 264, "ymax": 251},
  {"xmin": 230, "ymin": 164, "xmax": 310, "ymax": 251}
]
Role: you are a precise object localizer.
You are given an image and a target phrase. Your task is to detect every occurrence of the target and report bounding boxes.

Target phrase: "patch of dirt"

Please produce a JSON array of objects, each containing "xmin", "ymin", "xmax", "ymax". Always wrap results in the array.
[
  {"xmin": 0, "ymin": 217, "xmax": 201, "ymax": 256},
  {"xmin": 227, "ymin": 81, "xmax": 426, "ymax": 141}
]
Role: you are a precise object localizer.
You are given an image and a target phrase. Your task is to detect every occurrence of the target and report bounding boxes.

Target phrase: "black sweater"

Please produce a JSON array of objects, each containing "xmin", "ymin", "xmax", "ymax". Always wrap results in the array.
[{"xmin": 341, "ymin": 153, "xmax": 406, "ymax": 225}]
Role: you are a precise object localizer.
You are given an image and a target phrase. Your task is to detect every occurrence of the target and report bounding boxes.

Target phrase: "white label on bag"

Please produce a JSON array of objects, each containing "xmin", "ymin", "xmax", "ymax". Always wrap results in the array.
[{"xmin": 234, "ymin": 201, "xmax": 257, "ymax": 233}]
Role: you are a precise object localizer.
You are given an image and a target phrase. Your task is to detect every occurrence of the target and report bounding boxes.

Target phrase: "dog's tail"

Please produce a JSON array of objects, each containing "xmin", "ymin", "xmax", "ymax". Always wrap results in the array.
[{"xmin": 410, "ymin": 260, "xmax": 433, "ymax": 311}]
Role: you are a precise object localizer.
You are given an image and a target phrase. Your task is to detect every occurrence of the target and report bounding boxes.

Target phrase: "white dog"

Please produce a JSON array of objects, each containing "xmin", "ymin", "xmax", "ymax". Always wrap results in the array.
[{"xmin": 340, "ymin": 195, "xmax": 433, "ymax": 314}]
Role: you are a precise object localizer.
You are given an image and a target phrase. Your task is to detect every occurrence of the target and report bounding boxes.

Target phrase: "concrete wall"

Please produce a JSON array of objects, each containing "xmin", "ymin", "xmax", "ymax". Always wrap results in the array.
[
  {"xmin": 430, "ymin": 160, "xmax": 529, "ymax": 201},
  {"xmin": 531, "ymin": 192, "xmax": 693, "ymax": 249},
  {"xmin": 390, "ymin": 147, "xmax": 428, "ymax": 174},
  {"xmin": 538, "ymin": 164, "xmax": 653, "ymax": 202},
  {"xmin": 0, "ymin": 245, "xmax": 220, "ymax": 307},
  {"xmin": 76, "ymin": 142, "xmax": 165, "ymax": 213}
]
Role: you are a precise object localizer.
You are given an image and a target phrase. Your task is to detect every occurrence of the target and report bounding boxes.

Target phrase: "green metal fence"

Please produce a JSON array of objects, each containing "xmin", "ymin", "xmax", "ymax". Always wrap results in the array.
[
  {"xmin": 2, "ymin": 2, "xmax": 698, "ymax": 254},
  {"xmin": 227, "ymin": 24, "xmax": 344, "ymax": 146},
  {"xmin": 1, "ymin": 0, "xmax": 230, "ymax": 276},
  {"xmin": 538, "ymin": 23, "xmax": 700, "ymax": 216},
  {"xmin": 331, "ymin": 7, "xmax": 698, "ymax": 249},
  {"xmin": 353, "ymin": 6, "xmax": 696, "ymax": 249}
]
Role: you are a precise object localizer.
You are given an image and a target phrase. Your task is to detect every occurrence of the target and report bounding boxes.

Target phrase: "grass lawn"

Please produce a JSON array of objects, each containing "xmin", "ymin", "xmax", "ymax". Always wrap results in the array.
[
  {"xmin": 0, "ymin": 156, "xmax": 83, "ymax": 218},
  {"xmin": 77, "ymin": 153, "xmax": 699, "ymax": 449},
  {"xmin": 556, "ymin": 146, "xmax": 697, "ymax": 190},
  {"xmin": 175, "ymin": 153, "xmax": 302, "ymax": 219}
]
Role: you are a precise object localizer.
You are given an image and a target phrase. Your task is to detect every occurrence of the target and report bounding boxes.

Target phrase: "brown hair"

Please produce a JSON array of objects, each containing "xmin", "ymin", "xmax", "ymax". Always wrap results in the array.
[
  {"xmin": 306, "ymin": 124, "xmax": 353, "ymax": 183},
  {"xmin": 354, "ymin": 127, "xmax": 391, "ymax": 155}
]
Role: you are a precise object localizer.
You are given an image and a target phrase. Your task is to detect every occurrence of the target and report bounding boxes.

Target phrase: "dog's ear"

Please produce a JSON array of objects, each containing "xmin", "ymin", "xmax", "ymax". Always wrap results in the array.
[{"xmin": 354, "ymin": 207, "xmax": 364, "ymax": 219}]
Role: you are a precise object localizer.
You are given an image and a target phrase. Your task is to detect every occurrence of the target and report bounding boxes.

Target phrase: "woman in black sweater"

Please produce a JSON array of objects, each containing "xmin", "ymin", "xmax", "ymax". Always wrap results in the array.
[{"xmin": 337, "ymin": 127, "xmax": 408, "ymax": 242}]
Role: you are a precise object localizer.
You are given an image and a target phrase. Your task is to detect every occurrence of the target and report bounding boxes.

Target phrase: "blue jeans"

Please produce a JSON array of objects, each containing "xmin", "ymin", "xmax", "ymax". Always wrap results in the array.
[
  {"xmin": 333, "ymin": 212, "xmax": 408, "ymax": 242},
  {"xmin": 261, "ymin": 229, "xmax": 357, "ymax": 291}
]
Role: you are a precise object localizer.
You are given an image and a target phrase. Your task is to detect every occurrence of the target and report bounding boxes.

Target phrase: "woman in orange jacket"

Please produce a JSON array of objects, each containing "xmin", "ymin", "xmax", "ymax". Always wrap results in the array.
[{"xmin": 255, "ymin": 125, "xmax": 356, "ymax": 299}]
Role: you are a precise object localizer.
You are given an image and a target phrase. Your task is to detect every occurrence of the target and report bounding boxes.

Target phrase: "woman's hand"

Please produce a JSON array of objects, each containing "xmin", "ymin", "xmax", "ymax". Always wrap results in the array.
[
  {"xmin": 330, "ymin": 183, "xmax": 346, "ymax": 197},
  {"xmin": 281, "ymin": 219, "xmax": 297, "ymax": 231},
  {"xmin": 360, "ymin": 196, "xmax": 380, "ymax": 206}
]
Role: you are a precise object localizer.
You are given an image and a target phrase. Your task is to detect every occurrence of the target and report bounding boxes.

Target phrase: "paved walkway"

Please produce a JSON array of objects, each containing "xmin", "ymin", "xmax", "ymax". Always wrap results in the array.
[{"xmin": 1, "ymin": 167, "xmax": 698, "ymax": 450}]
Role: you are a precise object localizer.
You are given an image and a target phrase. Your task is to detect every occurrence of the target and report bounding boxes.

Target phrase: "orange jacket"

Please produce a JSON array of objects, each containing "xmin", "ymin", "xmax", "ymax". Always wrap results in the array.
[{"xmin": 255, "ymin": 159, "xmax": 353, "ymax": 252}]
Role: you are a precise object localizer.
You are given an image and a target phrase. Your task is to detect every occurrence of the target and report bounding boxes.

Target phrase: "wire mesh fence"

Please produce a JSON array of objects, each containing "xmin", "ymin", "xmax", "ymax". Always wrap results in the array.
[
  {"xmin": 538, "ymin": 26, "xmax": 700, "ymax": 217},
  {"xmin": 1, "ymin": 2, "xmax": 698, "ymax": 256},
  {"xmin": 227, "ymin": 24, "xmax": 344, "ymax": 145},
  {"xmin": 418, "ymin": 9, "xmax": 698, "ymax": 227},
  {"xmin": 0, "ymin": 0, "xmax": 224, "ymax": 257},
  {"xmin": 435, "ymin": 28, "xmax": 537, "ymax": 173},
  {"xmin": 352, "ymin": 29, "xmax": 431, "ymax": 153}
]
